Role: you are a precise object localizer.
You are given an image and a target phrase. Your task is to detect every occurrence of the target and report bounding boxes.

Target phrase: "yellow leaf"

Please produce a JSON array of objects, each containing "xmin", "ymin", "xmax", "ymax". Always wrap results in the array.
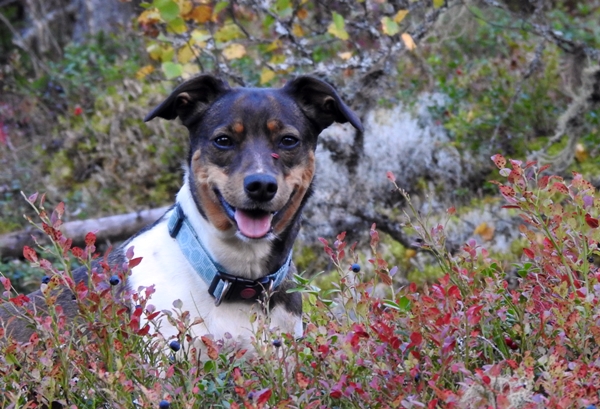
[
  {"xmin": 575, "ymin": 143, "xmax": 588, "ymax": 162},
  {"xmin": 297, "ymin": 8, "xmax": 308, "ymax": 20},
  {"xmin": 265, "ymin": 39, "xmax": 282, "ymax": 52},
  {"xmin": 138, "ymin": 9, "xmax": 161, "ymax": 25},
  {"xmin": 338, "ymin": 51, "xmax": 352, "ymax": 60},
  {"xmin": 327, "ymin": 12, "xmax": 349, "ymax": 41},
  {"xmin": 222, "ymin": 43, "xmax": 246, "ymax": 60},
  {"xmin": 135, "ymin": 65, "xmax": 155, "ymax": 80},
  {"xmin": 177, "ymin": 0, "xmax": 193, "ymax": 16},
  {"xmin": 393, "ymin": 9, "xmax": 409, "ymax": 23},
  {"xmin": 269, "ymin": 54, "xmax": 286, "ymax": 65},
  {"xmin": 260, "ymin": 68, "xmax": 276, "ymax": 85},
  {"xmin": 466, "ymin": 110, "xmax": 474, "ymax": 123},
  {"xmin": 405, "ymin": 249, "xmax": 417, "ymax": 259},
  {"xmin": 474, "ymin": 222, "xmax": 495, "ymax": 241},
  {"xmin": 182, "ymin": 62, "xmax": 200, "ymax": 79},
  {"xmin": 147, "ymin": 43, "xmax": 174, "ymax": 62},
  {"xmin": 191, "ymin": 29, "xmax": 210, "ymax": 47},
  {"xmin": 188, "ymin": 5, "xmax": 212, "ymax": 23},
  {"xmin": 401, "ymin": 33, "xmax": 416, "ymax": 50},
  {"xmin": 433, "ymin": 0, "xmax": 445, "ymax": 8},
  {"xmin": 177, "ymin": 42, "xmax": 196, "ymax": 64},
  {"xmin": 214, "ymin": 23, "xmax": 243, "ymax": 43},
  {"xmin": 292, "ymin": 23, "xmax": 304, "ymax": 37}
]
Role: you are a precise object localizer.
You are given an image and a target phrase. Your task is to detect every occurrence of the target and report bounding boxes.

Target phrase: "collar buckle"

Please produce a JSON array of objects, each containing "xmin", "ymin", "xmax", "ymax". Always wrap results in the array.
[{"xmin": 208, "ymin": 270, "xmax": 274, "ymax": 306}]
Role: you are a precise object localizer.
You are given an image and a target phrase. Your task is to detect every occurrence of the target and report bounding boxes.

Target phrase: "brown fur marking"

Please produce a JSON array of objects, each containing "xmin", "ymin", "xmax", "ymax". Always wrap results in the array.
[
  {"xmin": 273, "ymin": 151, "xmax": 315, "ymax": 235},
  {"xmin": 267, "ymin": 119, "xmax": 281, "ymax": 133},
  {"xmin": 191, "ymin": 149, "xmax": 233, "ymax": 231},
  {"xmin": 232, "ymin": 122, "xmax": 244, "ymax": 134}
]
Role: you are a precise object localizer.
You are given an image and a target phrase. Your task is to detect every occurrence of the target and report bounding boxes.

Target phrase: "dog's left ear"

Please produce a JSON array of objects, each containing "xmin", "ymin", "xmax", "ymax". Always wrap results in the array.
[
  {"xmin": 283, "ymin": 76, "xmax": 363, "ymax": 133},
  {"xmin": 144, "ymin": 74, "xmax": 230, "ymax": 125}
]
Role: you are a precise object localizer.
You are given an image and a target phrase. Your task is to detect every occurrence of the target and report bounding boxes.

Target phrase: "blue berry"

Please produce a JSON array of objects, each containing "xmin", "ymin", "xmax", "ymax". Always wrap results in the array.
[
  {"xmin": 272, "ymin": 339, "xmax": 282, "ymax": 348},
  {"xmin": 109, "ymin": 275, "xmax": 120, "ymax": 286},
  {"xmin": 351, "ymin": 263, "xmax": 361, "ymax": 273},
  {"xmin": 41, "ymin": 276, "xmax": 51, "ymax": 284},
  {"xmin": 159, "ymin": 400, "xmax": 170, "ymax": 409},
  {"xmin": 169, "ymin": 340, "xmax": 181, "ymax": 352}
]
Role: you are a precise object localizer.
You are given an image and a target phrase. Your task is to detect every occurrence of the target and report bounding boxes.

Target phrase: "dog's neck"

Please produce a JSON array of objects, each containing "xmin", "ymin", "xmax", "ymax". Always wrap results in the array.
[{"xmin": 176, "ymin": 181, "xmax": 293, "ymax": 281}]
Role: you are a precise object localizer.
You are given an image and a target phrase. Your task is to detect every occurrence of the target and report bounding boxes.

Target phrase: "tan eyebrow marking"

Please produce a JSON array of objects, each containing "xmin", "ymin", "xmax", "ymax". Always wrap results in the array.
[
  {"xmin": 267, "ymin": 119, "xmax": 282, "ymax": 132},
  {"xmin": 232, "ymin": 122, "xmax": 244, "ymax": 134}
]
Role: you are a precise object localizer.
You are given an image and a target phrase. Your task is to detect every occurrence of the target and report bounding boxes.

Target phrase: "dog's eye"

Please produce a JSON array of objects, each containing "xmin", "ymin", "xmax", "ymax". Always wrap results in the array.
[
  {"xmin": 279, "ymin": 135, "xmax": 299, "ymax": 149},
  {"xmin": 214, "ymin": 135, "xmax": 234, "ymax": 149}
]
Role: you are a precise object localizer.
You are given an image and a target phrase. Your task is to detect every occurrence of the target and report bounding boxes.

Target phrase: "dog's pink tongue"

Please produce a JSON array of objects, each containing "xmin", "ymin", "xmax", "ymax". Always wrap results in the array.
[{"xmin": 234, "ymin": 210, "xmax": 272, "ymax": 238}]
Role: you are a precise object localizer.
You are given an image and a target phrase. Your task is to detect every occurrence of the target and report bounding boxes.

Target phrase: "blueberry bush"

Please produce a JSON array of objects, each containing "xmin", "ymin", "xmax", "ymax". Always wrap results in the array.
[{"xmin": 1, "ymin": 155, "xmax": 599, "ymax": 407}]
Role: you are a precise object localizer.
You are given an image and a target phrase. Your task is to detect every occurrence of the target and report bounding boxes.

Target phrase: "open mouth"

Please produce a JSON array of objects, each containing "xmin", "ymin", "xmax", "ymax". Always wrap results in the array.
[{"xmin": 216, "ymin": 191, "xmax": 274, "ymax": 239}]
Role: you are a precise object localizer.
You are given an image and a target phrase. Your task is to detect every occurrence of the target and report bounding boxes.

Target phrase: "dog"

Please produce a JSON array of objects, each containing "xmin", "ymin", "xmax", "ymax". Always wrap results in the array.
[{"xmin": 0, "ymin": 74, "xmax": 363, "ymax": 349}]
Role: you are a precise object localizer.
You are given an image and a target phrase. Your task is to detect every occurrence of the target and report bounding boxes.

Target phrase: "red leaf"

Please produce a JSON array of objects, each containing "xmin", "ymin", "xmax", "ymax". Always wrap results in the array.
[
  {"xmin": 410, "ymin": 331, "xmax": 423, "ymax": 346},
  {"xmin": 0, "ymin": 122, "xmax": 6, "ymax": 145},
  {"xmin": 491, "ymin": 154, "xmax": 506, "ymax": 169},
  {"xmin": 128, "ymin": 257, "xmax": 143, "ymax": 268},
  {"xmin": 538, "ymin": 175, "xmax": 550, "ymax": 189},
  {"xmin": 466, "ymin": 304, "xmax": 483, "ymax": 325},
  {"xmin": 0, "ymin": 276, "xmax": 11, "ymax": 292},
  {"xmin": 23, "ymin": 245, "xmax": 38, "ymax": 262},
  {"xmin": 296, "ymin": 372, "xmax": 310, "ymax": 388},
  {"xmin": 330, "ymin": 390, "xmax": 342, "ymax": 399},
  {"xmin": 428, "ymin": 399, "xmax": 439, "ymax": 409},
  {"xmin": 9, "ymin": 294, "xmax": 30, "ymax": 307},
  {"xmin": 137, "ymin": 324, "xmax": 150, "ymax": 336},
  {"xmin": 146, "ymin": 311, "xmax": 161, "ymax": 320},
  {"xmin": 71, "ymin": 247, "xmax": 84, "ymax": 258},
  {"xmin": 85, "ymin": 232, "xmax": 96, "ymax": 247},
  {"xmin": 538, "ymin": 164, "xmax": 551, "ymax": 173},
  {"xmin": 447, "ymin": 285, "xmax": 461, "ymax": 300},
  {"xmin": 585, "ymin": 214, "xmax": 599, "ymax": 229},
  {"xmin": 551, "ymin": 182, "xmax": 569, "ymax": 194},
  {"xmin": 256, "ymin": 389, "xmax": 273, "ymax": 408},
  {"xmin": 523, "ymin": 248, "xmax": 535, "ymax": 259},
  {"xmin": 499, "ymin": 185, "xmax": 515, "ymax": 197},
  {"xmin": 386, "ymin": 170, "xmax": 396, "ymax": 183}
]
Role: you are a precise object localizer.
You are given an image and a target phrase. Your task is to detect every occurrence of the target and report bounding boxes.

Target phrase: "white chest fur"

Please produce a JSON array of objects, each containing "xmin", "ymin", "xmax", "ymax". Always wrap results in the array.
[{"xmin": 125, "ymin": 185, "xmax": 302, "ymax": 346}]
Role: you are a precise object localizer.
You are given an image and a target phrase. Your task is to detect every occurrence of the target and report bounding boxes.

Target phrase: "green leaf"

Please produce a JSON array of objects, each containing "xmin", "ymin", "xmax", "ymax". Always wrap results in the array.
[
  {"xmin": 203, "ymin": 360, "xmax": 216, "ymax": 372},
  {"xmin": 327, "ymin": 12, "xmax": 349, "ymax": 40},
  {"xmin": 433, "ymin": 0, "xmax": 445, "ymax": 8},
  {"xmin": 213, "ymin": 1, "xmax": 229, "ymax": 16},
  {"xmin": 381, "ymin": 16, "xmax": 399, "ymax": 36},
  {"xmin": 162, "ymin": 62, "xmax": 183, "ymax": 79},
  {"xmin": 398, "ymin": 296, "xmax": 411, "ymax": 312},
  {"xmin": 167, "ymin": 16, "xmax": 187, "ymax": 34},
  {"xmin": 153, "ymin": 0, "xmax": 180, "ymax": 22}
]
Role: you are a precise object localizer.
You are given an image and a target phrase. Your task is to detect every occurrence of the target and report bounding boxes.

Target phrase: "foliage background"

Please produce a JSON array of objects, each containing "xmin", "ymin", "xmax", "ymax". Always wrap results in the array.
[{"xmin": 0, "ymin": 0, "xmax": 600, "ymax": 407}]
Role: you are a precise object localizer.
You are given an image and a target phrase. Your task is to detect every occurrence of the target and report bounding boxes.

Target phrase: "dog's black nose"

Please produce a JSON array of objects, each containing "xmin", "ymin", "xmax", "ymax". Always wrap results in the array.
[{"xmin": 244, "ymin": 174, "xmax": 278, "ymax": 202}]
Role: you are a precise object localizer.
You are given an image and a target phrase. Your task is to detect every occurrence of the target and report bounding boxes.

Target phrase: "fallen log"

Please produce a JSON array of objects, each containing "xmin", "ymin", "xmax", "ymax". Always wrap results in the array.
[{"xmin": 0, "ymin": 206, "xmax": 170, "ymax": 260}]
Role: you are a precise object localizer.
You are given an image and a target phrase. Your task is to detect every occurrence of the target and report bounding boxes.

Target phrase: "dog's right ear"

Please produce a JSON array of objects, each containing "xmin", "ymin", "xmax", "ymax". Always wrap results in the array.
[{"xmin": 144, "ymin": 74, "xmax": 230, "ymax": 125}]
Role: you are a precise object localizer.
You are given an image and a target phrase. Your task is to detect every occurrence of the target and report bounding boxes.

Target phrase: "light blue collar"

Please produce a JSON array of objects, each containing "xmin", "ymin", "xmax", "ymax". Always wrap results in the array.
[{"xmin": 167, "ymin": 203, "xmax": 292, "ymax": 306}]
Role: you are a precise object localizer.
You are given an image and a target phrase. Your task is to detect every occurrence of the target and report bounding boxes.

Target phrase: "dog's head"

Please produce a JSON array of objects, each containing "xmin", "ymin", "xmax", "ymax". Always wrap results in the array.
[{"xmin": 145, "ymin": 75, "xmax": 363, "ymax": 240}]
